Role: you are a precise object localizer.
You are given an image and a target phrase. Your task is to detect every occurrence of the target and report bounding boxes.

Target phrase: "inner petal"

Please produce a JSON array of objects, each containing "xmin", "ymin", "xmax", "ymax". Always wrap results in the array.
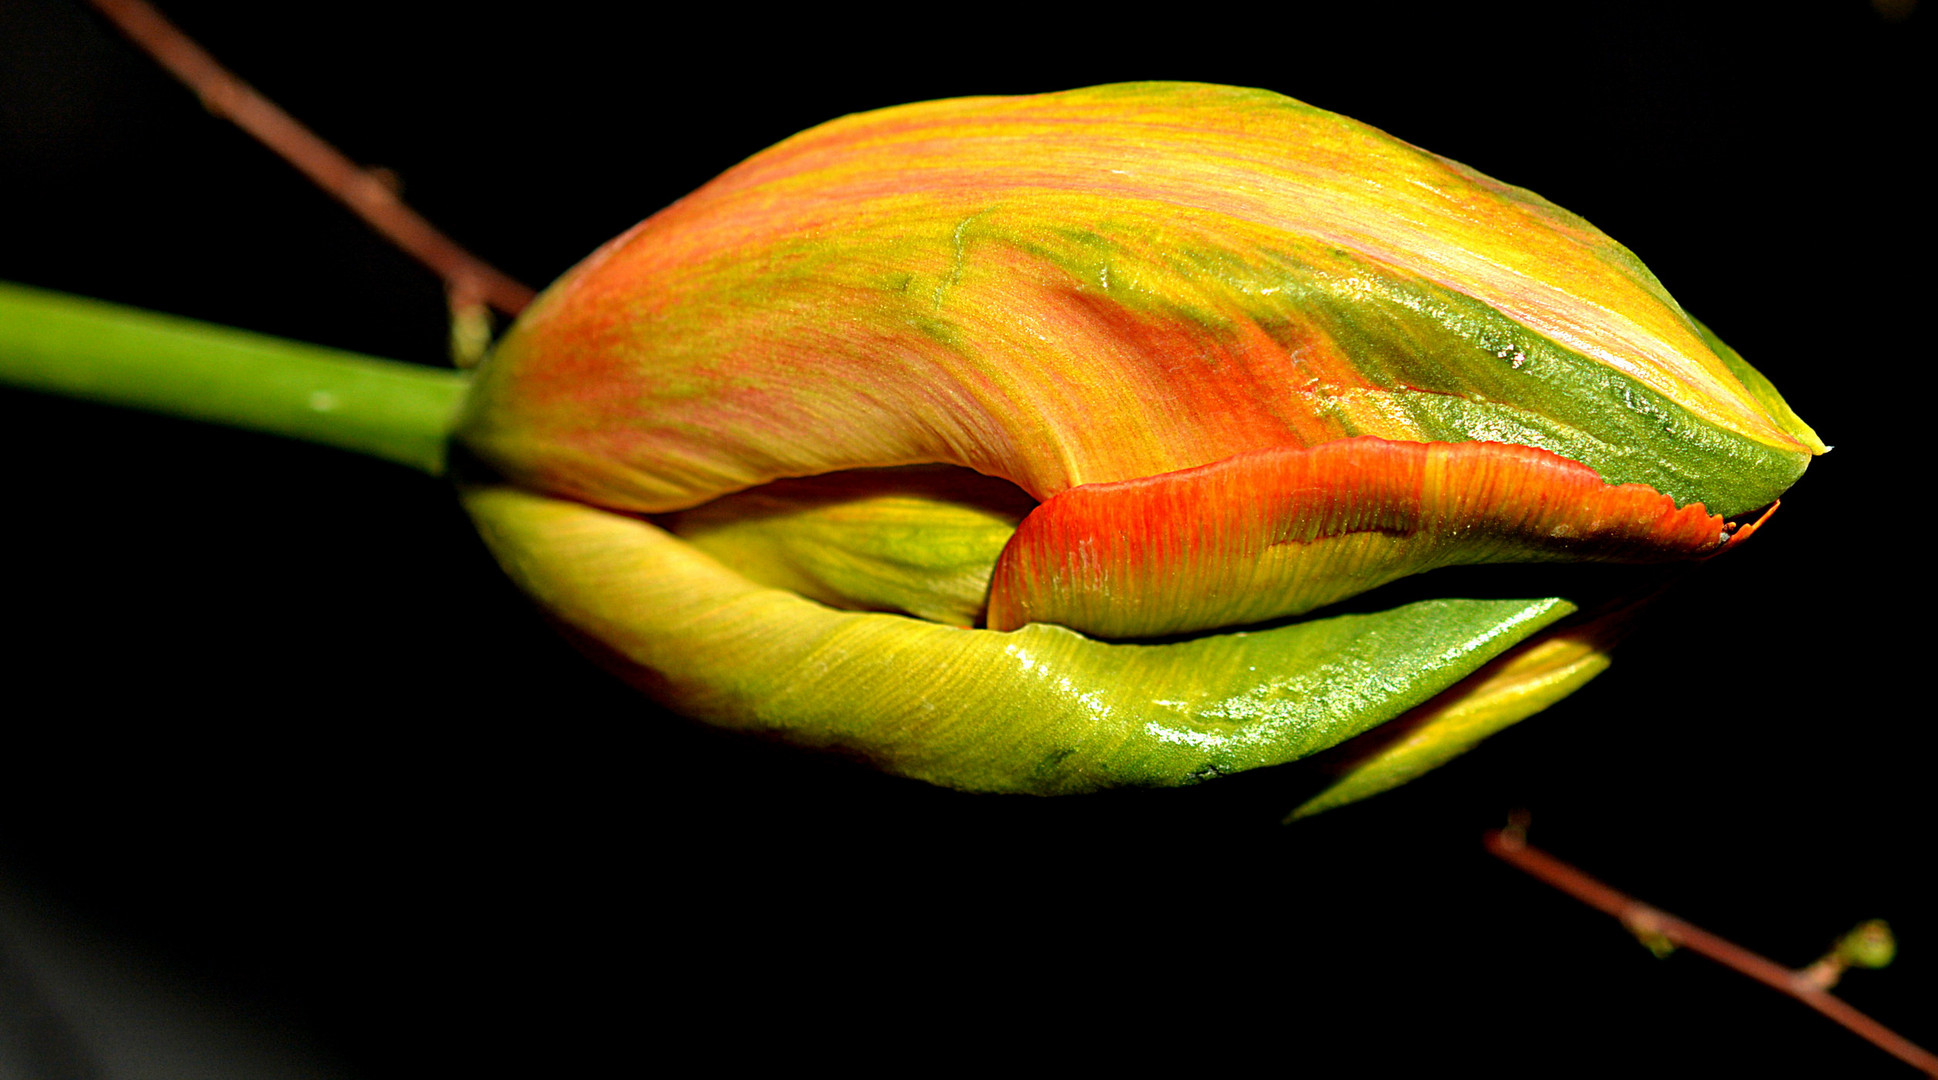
[{"xmin": 660, "ymin": 466, "xmax": 1035, "ymax": 626}]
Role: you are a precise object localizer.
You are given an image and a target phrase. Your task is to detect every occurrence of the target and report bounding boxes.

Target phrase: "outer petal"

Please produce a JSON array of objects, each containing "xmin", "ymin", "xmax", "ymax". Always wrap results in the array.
[
  {"xmin": 460, "ymin": 82, "xmax": 1819, "ymax": 521},
  {"xmin": 464, "ymin": 485, "xmax": 1575, "ymax": 794}
]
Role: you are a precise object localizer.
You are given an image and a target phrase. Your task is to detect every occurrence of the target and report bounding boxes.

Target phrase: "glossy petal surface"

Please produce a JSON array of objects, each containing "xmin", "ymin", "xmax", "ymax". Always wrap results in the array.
[
  {"xmin": 1287, "ymin": 606, "xmax": 1632, "ymax": 818},
  {"xmin": 466, "ymin": 485, "xmax": 1575, "ymax": 793}
]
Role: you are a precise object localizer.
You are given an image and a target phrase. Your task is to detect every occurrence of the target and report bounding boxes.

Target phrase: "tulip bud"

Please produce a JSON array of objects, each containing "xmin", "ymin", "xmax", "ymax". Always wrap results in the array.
[{"xmin": 457, "ymin": 83, "xmax": 1819, "ymax": 799}]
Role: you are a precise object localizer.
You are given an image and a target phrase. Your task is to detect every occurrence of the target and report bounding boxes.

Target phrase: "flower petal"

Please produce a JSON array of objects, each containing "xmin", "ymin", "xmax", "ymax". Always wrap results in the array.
[
  {"xmin": 460, "ymin": 83, "xmax": 1817, "ymax": 521},
  {"xmin": 662, "ymin": 467, "xmax": 1031, "ymax": 626},
  {"xmin": 465, "ymin": 484, "xmax": 1576, "ymax": 793},
  {"xmin": 987, "ymin": 438, "xmax": 1726, "ymax": 638},
  {"xmin": 1286, "ymin": 604, "xmax": 1635, "ymax": 818}
]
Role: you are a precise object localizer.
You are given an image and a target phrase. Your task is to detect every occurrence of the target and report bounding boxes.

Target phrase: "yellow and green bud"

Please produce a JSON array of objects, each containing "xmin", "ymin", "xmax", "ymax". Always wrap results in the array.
[{"xmin": 456, "ymin": 83, "xmax": 1819, "ymax": 803}]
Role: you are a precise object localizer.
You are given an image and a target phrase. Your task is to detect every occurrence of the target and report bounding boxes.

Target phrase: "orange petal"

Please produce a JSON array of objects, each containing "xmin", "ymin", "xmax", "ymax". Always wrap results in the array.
[
  {"xmin": 987, "ymin": 438, "xmax": 1724, "ymax": 638},
  {"xmin": 461, "ymin": 84, "xmax": 1817, "ymax": 522}
]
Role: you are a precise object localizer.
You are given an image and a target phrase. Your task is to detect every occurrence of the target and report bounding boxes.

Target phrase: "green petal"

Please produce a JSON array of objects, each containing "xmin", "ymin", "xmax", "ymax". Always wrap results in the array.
[
  {"xmin": 1287, "ymin": 623, "xmax": 1615, "ymax": 819},
  {"xmin": 662, "ymin": 467, "xmax": 1031, "ymax": 626},
  {"xmin": 466, "ymin": 484, "xmax": 1575, "ymax": 793}
]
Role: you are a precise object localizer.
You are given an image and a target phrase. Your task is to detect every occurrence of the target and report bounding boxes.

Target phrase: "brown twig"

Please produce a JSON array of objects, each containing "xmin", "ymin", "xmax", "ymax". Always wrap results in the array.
[
  {"xmin": 87, "ymin": 0, "xmax": 537, "ymax": 320},
  {"xmin": 1485, "ymin": 826, "xmax": 1938, "ymax": 1076}
]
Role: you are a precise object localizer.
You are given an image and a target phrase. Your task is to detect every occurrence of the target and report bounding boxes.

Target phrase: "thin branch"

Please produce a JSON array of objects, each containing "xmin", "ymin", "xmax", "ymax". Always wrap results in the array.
[
  {"xmin": 1485, "ymin": 827, "xmax": 1938, "ymax": 1077},
  {"xmin": 87, "ymin": 0, "xmax": 537, "ymax": 320}
]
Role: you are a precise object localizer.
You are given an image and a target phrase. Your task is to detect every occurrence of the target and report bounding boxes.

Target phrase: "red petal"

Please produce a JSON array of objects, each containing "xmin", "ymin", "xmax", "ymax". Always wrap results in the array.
[{"xmin": 987, "ymin": 438, "xmax": 1726, "ymax": 638}]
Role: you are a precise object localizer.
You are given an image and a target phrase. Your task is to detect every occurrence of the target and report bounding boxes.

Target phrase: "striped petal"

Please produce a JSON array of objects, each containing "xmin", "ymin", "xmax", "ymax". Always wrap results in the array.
[
  {"xmin": 461, "ymin": 82, "xmax": 1819, "ymax": 522},
  {"xmin": 987, "ymin": 438, "xmax": 1730, "ymax": 639}
]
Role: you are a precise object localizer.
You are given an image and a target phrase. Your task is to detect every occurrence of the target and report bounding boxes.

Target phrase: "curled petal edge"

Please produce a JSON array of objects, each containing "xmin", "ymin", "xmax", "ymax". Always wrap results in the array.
[
  {"xmin": 1287, "ymin": 613, "xmax": 1627, "ymax": 819},
  {"xmin": 989, "ymin": 437, "xmax": 1732, "ymax": 639}
]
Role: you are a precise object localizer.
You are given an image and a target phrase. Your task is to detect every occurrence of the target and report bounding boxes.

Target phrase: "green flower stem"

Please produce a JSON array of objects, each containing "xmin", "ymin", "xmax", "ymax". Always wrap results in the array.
[{"xmin": 0, "ymin": 281, "xmax": 469, "ymax": 475}]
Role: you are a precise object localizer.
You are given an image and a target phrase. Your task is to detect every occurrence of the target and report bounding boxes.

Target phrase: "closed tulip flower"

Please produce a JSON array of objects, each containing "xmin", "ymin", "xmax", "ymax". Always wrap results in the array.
[{"xmin": 451, "ymin": 82, "xmax": 1821, "ymax": 805}]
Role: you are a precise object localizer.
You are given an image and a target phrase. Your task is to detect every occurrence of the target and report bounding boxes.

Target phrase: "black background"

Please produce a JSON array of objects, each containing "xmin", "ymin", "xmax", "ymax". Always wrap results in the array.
[{"xmin": 0, "ymin": 1, "xmax": 1930, "ymax": 1075}]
